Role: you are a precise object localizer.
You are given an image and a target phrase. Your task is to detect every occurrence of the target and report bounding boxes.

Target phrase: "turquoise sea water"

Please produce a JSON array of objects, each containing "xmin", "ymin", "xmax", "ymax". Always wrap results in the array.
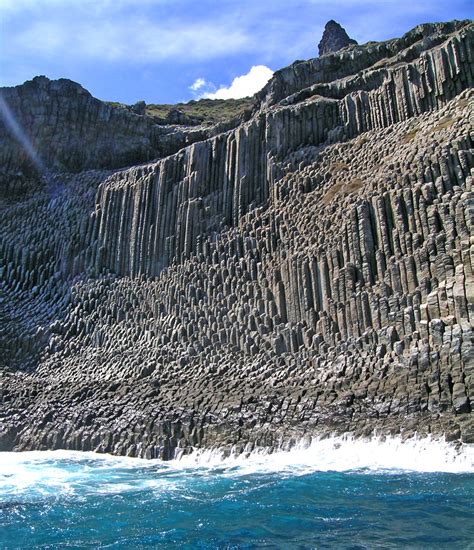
[{"xmin": 1, "ymin": 437, "xmax": 473, "ymax": 549}]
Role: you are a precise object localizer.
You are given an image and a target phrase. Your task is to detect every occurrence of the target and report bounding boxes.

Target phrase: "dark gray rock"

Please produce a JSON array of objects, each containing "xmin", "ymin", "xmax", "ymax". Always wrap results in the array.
[
  {"xmin": 0, "ymin": 20, "xmax": 473, "ymax": 458},
  {"xmin": 318, "ymin": 20, "xmax": 357, "ymax": 56},
  {"xmin": 130, "ymin": 100, "xmax": 146, "ymax": 115}
]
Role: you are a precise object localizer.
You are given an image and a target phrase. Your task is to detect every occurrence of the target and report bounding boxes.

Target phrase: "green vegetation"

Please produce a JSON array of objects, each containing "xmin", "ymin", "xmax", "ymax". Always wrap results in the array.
[
  {"xmin": 106, "ymin": 101, "xmax": 126, "ymax": 109},
  {"xmin": 402, "ymin": 127, "xmax": 419, "ymax": 143},
  {"xmin": 430, "ymin": 115, "xmax": 456, "ymax": 133},
  {"xmin": 146, "ymin": 97, "xmax": 255, "ymax": 125},
  {"xmin": 322, "ymin": 177, "xmax": 364, "ymax": 205},
  {"xmin": 331, "ymin": 161, "xmax": 349, "ymax": 173},
  {"xmin": 105, "ymin": 96, "xmax": 255, "ymax": 125}
]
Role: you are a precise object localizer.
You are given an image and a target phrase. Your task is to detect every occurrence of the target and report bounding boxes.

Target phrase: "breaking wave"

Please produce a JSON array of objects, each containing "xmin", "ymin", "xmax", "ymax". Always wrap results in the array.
[
  {"xmin": 173, "ymin": 434, "xmax": 474, "ymax": 474},
  {"xmin": 1, "ymin": 435, "xmax": 473, "ymax": 549},
  {"xmin": 1, "ymin": 435, "xmax": 472, "ymax": 500}
]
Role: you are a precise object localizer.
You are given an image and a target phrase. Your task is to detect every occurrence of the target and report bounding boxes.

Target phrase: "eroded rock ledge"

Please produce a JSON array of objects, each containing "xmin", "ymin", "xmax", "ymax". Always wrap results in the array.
[{"xmin": 0, "ymin": 20, "xmax": 473, "ymax": 458}]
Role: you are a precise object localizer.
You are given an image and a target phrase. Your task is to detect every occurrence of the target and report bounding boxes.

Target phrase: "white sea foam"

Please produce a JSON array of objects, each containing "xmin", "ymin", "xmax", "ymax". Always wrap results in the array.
[
  {"xmin": 0, "ymin": 449, "xmax": 161, "ymax": 498},
  {"xmin": 172, "ymin": 435, "xmax": 474, "ymax": 475},
  {"xmin": 0, "ymin": 436, "xmax": 472, "ymax": 499}
]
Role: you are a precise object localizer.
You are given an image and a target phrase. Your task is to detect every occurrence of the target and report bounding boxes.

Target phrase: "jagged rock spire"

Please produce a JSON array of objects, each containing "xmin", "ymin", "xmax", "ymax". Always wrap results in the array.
[{"xmin": 318, "ymin": 20, "xmax": 358, "ymax": 56}]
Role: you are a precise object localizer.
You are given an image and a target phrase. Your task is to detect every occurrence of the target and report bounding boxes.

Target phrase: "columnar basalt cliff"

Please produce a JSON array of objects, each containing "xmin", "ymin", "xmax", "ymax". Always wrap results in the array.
[{"xmin": 0, "ymin": 20, "xmax": 473, "ymax": 458}]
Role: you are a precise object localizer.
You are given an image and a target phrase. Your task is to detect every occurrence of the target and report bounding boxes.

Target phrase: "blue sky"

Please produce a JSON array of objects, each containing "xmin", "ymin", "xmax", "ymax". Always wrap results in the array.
[{"xmin": 0, "ymin": 0, "xmax": 472, "ymax": 104}]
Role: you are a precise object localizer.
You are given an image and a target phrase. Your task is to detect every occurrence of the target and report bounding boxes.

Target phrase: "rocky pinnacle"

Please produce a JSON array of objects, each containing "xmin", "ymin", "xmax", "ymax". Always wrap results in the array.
[{"xmin": 318, "ymin": 20, "xmax": 358, "ymax": 56}]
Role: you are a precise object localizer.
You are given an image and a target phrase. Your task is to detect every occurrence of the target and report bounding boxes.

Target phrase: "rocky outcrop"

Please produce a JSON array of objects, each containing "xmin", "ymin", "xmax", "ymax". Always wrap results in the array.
[
  {"xmin": 0, "ymin": 21, "xmax": 473, "ymax": 458},
  {"xmin": 258, "ymin": 20, "xmax": 471, "ymax": 108},
  {"xmin": 0, "ymin": 77, "xmax": 235, "ymax": 191},
  {"xmin": 318, "ymin": 20, "xmax": 357, "ymax": 56},
  {"xmin": 91, "ymin": 21, "xmax": 473, "ymax": 278}
]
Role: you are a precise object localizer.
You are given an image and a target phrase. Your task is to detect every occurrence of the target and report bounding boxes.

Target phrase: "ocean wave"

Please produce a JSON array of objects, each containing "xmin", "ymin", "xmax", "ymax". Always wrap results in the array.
[
  {"xmin": 0, "ymin": 436, "xmax": 472, "ymax": 500},
  {"xmin": 172, "ymin": 434, "xmax": 474, "ymax": 474}
]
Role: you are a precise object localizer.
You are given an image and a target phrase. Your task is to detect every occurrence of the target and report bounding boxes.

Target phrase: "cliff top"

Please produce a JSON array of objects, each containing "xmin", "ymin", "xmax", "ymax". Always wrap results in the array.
[{"xmin": 0, "ymin": 19, "xmax": 472, "ymax": 176}]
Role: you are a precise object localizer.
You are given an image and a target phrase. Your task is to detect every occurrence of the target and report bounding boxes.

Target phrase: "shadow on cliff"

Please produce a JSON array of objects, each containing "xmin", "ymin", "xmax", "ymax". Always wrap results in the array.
[{"xmin": 0, "ymin": 167, "xmax": 119, "ymax": 374}]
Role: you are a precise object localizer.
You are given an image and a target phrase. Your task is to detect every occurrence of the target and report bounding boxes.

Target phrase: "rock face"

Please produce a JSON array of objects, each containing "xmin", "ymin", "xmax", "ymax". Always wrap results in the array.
[
  {"xmin": 318, "ymin": 20, "xmax": 357, "ymax": 56},
  {"xmin": 0, "ymin": 76, "xmax": 240, "ymax": 194},
  {"xmin": 0, "ymin": 20, "xmax": 473, "ymax": 458}
]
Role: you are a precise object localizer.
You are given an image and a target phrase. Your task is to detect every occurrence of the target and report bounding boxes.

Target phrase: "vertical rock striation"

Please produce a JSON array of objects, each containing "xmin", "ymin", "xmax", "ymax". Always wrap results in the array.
[
  {"xmin": 91, "ymin": 21, "xmax": 473, "ymax": 279},
  {"xmin": 0, "ymin": 20, "xmax": 473, "ymax": 457}
]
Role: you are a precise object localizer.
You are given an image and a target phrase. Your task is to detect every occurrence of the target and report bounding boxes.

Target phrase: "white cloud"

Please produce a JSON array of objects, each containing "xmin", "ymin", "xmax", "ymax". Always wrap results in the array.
[
  {"xmin": 190, "ymin": 77, "xmax": 207, "ymax": 91},
  {"xmin": 2, "ymin": 0, "xmax": 469, "ymax": 97},
  {"xmin": 202, "ymin": 65, "xmax": 274, "ymax": 100}
]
